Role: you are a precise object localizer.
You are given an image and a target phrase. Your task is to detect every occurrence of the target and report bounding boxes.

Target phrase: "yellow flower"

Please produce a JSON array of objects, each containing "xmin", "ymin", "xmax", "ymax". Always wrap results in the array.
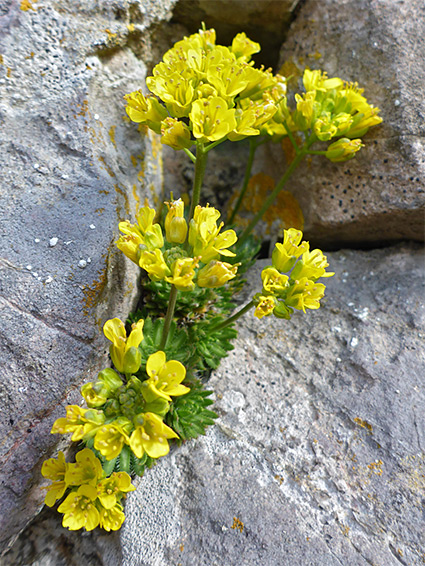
[
  {"xmin": 231, "ymin": 32, "xmax": 260, "ymax": 62},
  {"xmin": 58, "ymin": 484, "xmax": 100, "ymax": 531},
  {"xmin": 189, "ymin": 205, "xmax": 237, "ymax": 263},
  {"xmin": 143, "ymin": 351, "xmax": 189, "ymax": 402},
  {"xmin": 190, "ymin": 96, "xmax": 237, "ymax": 142},
  {"xmin": 165, "ymin": 256, "xmax": 199, "ymax": 291},
  {"xmin": 291, "ymin": 249, "xmax": 335, "ymax": 281},
  {"xmin": 272, "ymin": 228, "xmax": 309, "ymax": 273},
  {"xmin": 124, "ymin": 91, "xmax": 168, "ymax": 133},
  {"xmin": 303, "ymin": 69, "xmax": 343, "ymax": 93},
  {"xmin": 103, "ymin": 318, "xmax": 144, "ymax": 374},
  {"xmin": 135, "ymin": 205, "xmax": 156, "ymax": 234},
  {"xmin": 261, "ymin": 267, "xmax": 289, "ymax": 295},
  {"xmin": 116, "ymin": 225, "xmax": 145, "ymax": 264},
  {"xmin": 51, "ymin": 405, "xmax": 91, "ymax": 441},
  {"xmin": 254, "ymin": 294, "xmax": 277, "ymax": 319},
  {"xmin": 130, "ymin": 412, "xmax": 179, "ymax": 459},
  {"xmin": 97, "ymin": 472, "xmax": 135, "ymax": 509},
  {"xmin": 313, "ymin": 112, "xmax": 338, "ymax": 141},
  {"xmin": 207, "ymin": 62, "xmax": 249, "ymax": 100},
  {"xmin": 99, "ymin": 503, "xmax": 126, "ymax": 532},
  {"xmin": 94, "ymin": 423, "xmax": 131, "ymax": 460},
  {"xmin": 147, "ymin": 73, "xmax": 195, "ymax": 118},
  {"xmin": 285, "ymin": 278, "xmax": 326, "ymax": 312},
  {"xmin": 81, "ymin": 369, "xmax": 123, "ymax": 408},
  {"xmin": 164, "ymin": 198, "xmax": 188, "ymax": 244},
  {"xmin": 161, "ymin": 117, "xmax": 193, "ymax": 150},
  {"xmin": 139, "ymin": 248, "xmax": 171, "ymax": 281},
  {"xmin": 41, "ymin": 451, "xmax": 68, "ymax": 507},
  {"xmin": 345, "ymin": 106, "xmax": 382, "ymax": 138},
  {"xmin": 325, "ymin": 138, "xmax": 364, "ymax": 162},
  {"xmin": 65, "ymin": 448, "xmax": 103, "ymax": 488},
  {"xmin": 197, "ymin": 260, "xmax": 238, "ymax": 288},
  {"xmin": 294, "ymin": 91, "xmax": 318, "ymax": 130}
]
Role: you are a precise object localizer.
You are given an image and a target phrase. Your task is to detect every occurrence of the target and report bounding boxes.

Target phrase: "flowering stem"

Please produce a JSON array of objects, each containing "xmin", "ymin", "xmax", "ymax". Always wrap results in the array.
[
  {"xmin": 237, "ymin": 135, "xmax": 316, "ymax": 248},
  {"xmin": 184, "ymin": 148, "xmax": 196, "ymax": 163},
  {"xmin": 207, "ymin": 300, "xmax": 255, "ymax": 333},
  {"xmin": 188, "ymin": 141, "xmax": 208, "ymax": 222},
  {"xmin": 227, "ymin": 138, "xmax": 258, "ymax": 225},
  {"xmin": 283, "ymin": 121, "xmax": 301, "ymax": 154},
  {"xmin": 306, "ymin": 150, "xmax": 327, "ymax": 155},
  {"xmin": 159, "ymin": 285, "xmax": 178, "ymax": 350}
]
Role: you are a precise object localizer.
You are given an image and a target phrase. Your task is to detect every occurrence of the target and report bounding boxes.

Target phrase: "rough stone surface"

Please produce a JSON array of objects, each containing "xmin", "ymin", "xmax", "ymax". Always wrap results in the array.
[
  {"xmin": 171, "ymin": 0, "xmax": 299, "ymax": 69},
  {"xmin": 117, "ymin": 244, "xmax": 425, "ymax": 566},
  {"xmin": 0, "ymin": 0, "xmax": 175, "ymax": 553},
  {"xmin": 5, "ymin": 244, "xmax": 424, "ymax": 565},
  {"xmin": 259, "ymin": 0, "xmax": 425, "ymax": 247}
]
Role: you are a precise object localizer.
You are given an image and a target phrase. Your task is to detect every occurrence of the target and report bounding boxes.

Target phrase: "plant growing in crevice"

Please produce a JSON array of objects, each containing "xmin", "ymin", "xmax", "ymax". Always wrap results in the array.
[{"xmin": 41, "ymin": 24, "xmax": 382, "ymax": 531}]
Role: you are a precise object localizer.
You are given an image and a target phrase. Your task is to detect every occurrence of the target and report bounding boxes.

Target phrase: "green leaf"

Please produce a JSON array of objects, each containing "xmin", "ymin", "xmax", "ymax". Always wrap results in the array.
[{"xmin": 165, "ymin": 381, "xmax": 218, "ymax": 442}]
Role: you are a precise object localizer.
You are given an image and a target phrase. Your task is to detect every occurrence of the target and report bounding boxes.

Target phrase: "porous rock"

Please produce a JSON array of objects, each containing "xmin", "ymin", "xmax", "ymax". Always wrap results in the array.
[
  {"xmin": 259, "ymin": 0, "xmax": 425, "ymax": 247},
  {"xmin": 0, "ymin": 0, "xmax": 175, "ymax": 553},
  {"xmin": 112, "ymin": 244, "xmax": 424, "ymax": 566}
]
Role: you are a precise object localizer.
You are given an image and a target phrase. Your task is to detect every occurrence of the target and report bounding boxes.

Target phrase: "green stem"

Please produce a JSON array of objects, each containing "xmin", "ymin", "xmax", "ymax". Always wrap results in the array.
[
  {"xmin": 227, "ymin": 138, "xmax": 257, "ymax": 225},
  {"xmin": 159, "ymin": 285, "xmax": 178, "ymax": 350},
  {"xmin": 283, "ymin": 120, "xmax": 300, "ymax": 154},
  {"xmin": 204, "ymin": 137, "xmax": 226, "ymax": 152},
  {"xmin": 237, "ymin": 135, "xmax": 316, "ymax": 248},
  {"xmin": 188, "ymin": 141, "xmax": 208, "ymax": 223},
  {"xmin": 207, "ymin": 300, "xmax": 255, "ymax": 333},
  {"xmin": 183, "ymin": 148, "xmax": 196, "ymax": 163},
  {"xmin": 306, "ymin": 150, "xmax": 327, "ymax": 155}
]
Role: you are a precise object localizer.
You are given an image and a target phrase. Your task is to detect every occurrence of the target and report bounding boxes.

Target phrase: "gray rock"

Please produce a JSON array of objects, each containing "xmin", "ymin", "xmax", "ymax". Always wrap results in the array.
[
  {"xmin": 115, "ymin": 244, "xmax": 424, "ymax": 566},
  {"xmin": 172, "ymin": 0, "xmax": 300, "ymax": 68},
  {"xmin": 258, "ymin": 0, "xmax": 425, "ymax": 247},
  {"xmin": 0, "ymin": 0, "xmax": 175, "ymax": 553}
]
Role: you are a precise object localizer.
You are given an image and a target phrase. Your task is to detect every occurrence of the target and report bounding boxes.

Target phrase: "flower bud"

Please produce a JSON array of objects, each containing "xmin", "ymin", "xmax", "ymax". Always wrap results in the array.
[
  {"xmin": 197, "ymin": 260, "xmax": 238, "ymax": 288},
  {"xmin": 84, "ymin": 409, "xmax": 105, "ymax": 425},
  {"xmin": 81, "ymin": 382, "xmax": 108, "ymax": 408},
  {"xmin": 273, "ymin": 301, "xmax": 293, "ymax": 320},
  {"xmin": 325, "ymin": 138, "xmax": 364, "ymax": 162},
  {"xmin": 161, "ymin": 117, "xmax": 193, "ymax": 150},
  {"xmin": 98, "ymin": 368, "xmax": 123, "ymax": 392},
  {"xmin": 123, "ymin": 346, "xmax": 142, "ymax": 374}
]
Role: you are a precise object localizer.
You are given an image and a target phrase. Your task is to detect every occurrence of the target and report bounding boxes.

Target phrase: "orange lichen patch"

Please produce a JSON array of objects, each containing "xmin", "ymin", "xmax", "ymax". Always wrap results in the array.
[
  {"xmin": 82, "ymin": 263, "xmax": 108, "ymax": 315},
  {"xmin": 367, "ymin": 460, "xmax": 383, "ymax": 476},
  {"xmin": 281, "ymin": 136, "xmax": 298, "ymax": 164},
  {"xmin": 99, "ymin": 189, "xmax": 110, "ymax": 195},
  {"xmin": 109, "ymin": 125, "xmax": 116, "ymax": 147},
  {"xmin": 231, "ymin": 517, "xmax": 244, "ymax": 533},
  {"xmin": 308, "ymin": 51, "xmax": 322, "ymax": 60},
  {"xmin": 274, "ymin": 474, "xmax": 284, "ymax": 485},
  {"xmin": 132, "ymin": 184, "xmax": 140, "ymax": 207},
  {"xmin": 114, "ymin": 183, "xmax": 130, "ymax": 215},
  {"xmin": 0, "ymin": 55, "xmax": 3, "ymax": 64},
  {"xmin": 179, "ymin": 543, "xmax": 184, "ymax": 552},
  {"xmin": 95, "ymin": 208, "xmax": 105, "ymax": 214},
  {"xmin": 20, "ymin": 0, "xmax": 37, "ymax": 11},
  {"xmin": 229, "ymin": 172, "xmax": 304, "ymax": 233},
  {"xmin": 104, "ymin": 28, "xmax": 118, "ymax": 41},
  {"xmin": 25, "ymin": 51, "xmax": 35, "ymax": 59},
  {"xmin": 76, "ymin": 100, "xmax": 88, "ymax": 117},
  {"xmin": 7, "ymin": 68, "xmax": 12, "ymax": 78},
  {"xmin": 354, "ymin": 418, "xmax": 373, "ymax": 433},
  {"xmin": 130, "ymin": 155, "xmax": 138, "ymax": 168},
  {"xmin": 98, "ymin": 155, "xmax": 115, "ymax": 177}
]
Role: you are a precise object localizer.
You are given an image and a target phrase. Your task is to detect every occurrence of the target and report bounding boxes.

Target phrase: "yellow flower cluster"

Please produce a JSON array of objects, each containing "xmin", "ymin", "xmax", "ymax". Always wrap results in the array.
[
  {"xmin": 254, "ymin": 228, "xmax": 334, "ymax": 319},
  {"xmin": 42, "ymin": 449, "xmax": 135, "ymax": 531},
  {"xmin": 116, "ymin": 201, "xmax": 239, "ymax": 290},
  {"xmin": 125, "ymin": 27, "xmax": 287, "ymax": 149},
  {"xmin": 52, "ymin": 320, "xmax": 188, "ymax": 462},
  {"xmin": 287, "ymin": 69, "xmax": 382, "ymax": 160}
]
